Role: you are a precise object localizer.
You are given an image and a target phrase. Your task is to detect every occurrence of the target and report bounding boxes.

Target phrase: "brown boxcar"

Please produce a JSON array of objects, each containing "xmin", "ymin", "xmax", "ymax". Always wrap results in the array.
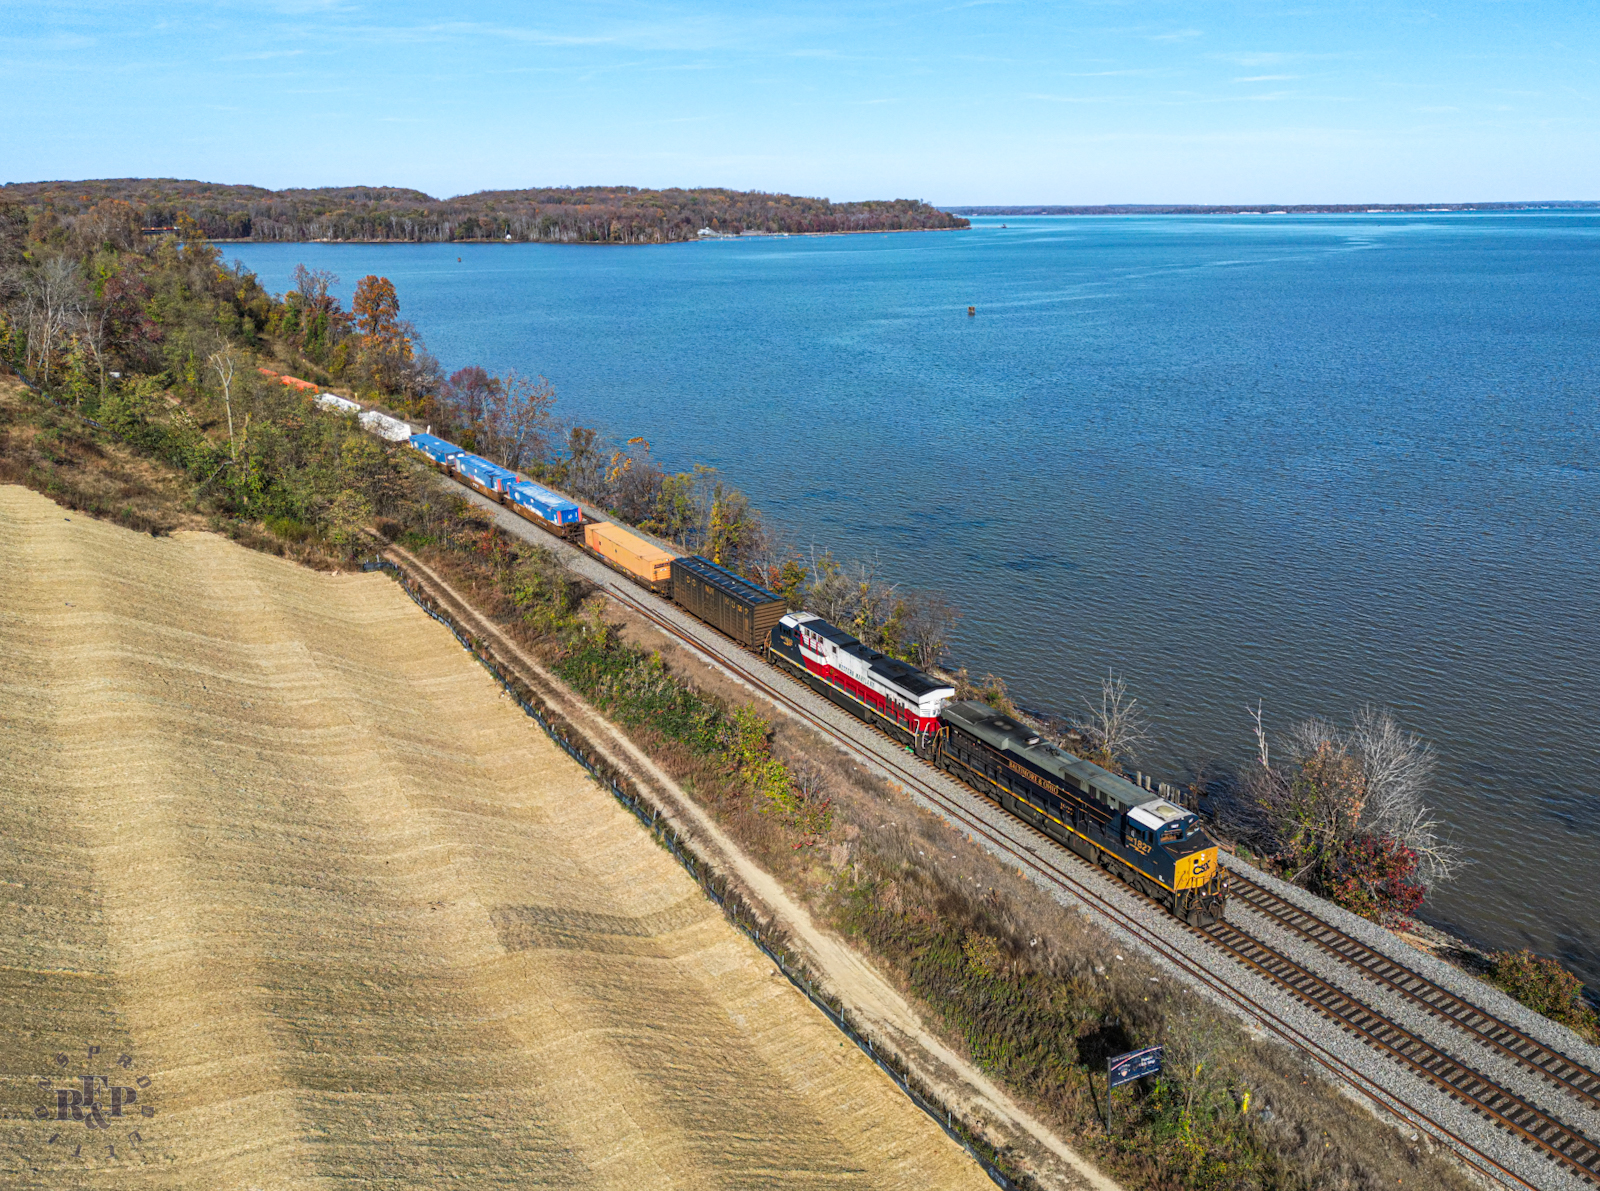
[
  {"xmin": 669, "ymin": 556, "xmax": 786, "ymax": 649},
  {"xmin": 584, "ymin": 522, "xmax": 675, "ymax": 593}
]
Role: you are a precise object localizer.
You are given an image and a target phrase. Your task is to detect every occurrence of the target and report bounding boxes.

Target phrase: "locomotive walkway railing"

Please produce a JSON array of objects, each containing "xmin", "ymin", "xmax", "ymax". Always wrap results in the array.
[{"xmin": 360, "ymin": 554, "xmax": 1025, "ymax": 1191}]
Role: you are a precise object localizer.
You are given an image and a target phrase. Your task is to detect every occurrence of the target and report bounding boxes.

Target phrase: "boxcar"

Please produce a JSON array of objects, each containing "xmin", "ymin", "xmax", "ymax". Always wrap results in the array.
[
  {"xmin": 316, "ymin": 393, "xmax": 361, "ymax": 415},
  {"xmin": 585, "ymin": 521, "xmax": 674, "ymax": 593},
  {"xmin": 409, "ymin": 433, "xmax": 465, "ymax": 469},
  {"xmin": 669, "ymin": 556, "xmax": 785, "ymax": 649},
  {"xmin": 509, "ymin": 480, "xmax": 583, "ymax": 538},
  {"xmin": 453, "ymin": 454, "xmax": 518, "ymax": 502},
  {"xmin": 360, "ymin": 409, "xmax": 413, "ymax": 443}
]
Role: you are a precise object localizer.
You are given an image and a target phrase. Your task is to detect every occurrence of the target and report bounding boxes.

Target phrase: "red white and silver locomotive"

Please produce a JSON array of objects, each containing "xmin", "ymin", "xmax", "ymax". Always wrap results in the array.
[{"xmin": 769, "ymin": 612, "xmax": 955, "ymax": 746}]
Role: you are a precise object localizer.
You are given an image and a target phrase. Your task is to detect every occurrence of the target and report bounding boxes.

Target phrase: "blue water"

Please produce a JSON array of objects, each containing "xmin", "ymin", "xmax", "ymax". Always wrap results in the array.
[{"xmin": 230, "ymin": 215, "xmax": 1600, "ymax": 985}]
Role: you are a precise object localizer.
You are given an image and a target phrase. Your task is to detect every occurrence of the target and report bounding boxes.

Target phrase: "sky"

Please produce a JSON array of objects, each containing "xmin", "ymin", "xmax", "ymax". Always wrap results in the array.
[{"xmin": 2, "ymin": 1, "xmax": 1596, "ymax": 205}]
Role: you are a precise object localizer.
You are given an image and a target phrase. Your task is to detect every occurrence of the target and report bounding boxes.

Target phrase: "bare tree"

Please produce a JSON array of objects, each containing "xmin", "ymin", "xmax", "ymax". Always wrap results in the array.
[
  {"xmin": 804, "ymin": 547, "xmax": 857, "ymax": 625},
  {"xmin": 24, "ymin": 255, "xmax": 82, "ymax": 389},
  {"xmin": 1075, "ymin": 670, "xmax": 1151, "ymax": 768},
  {"xmin": 292, "ymin": 263, "xmax": 339, "ymax": 312},
  {"xmin": 485, "ymin": 369, "xmax": 556, "ymax": 471},
  {"xmin": 77, "ymin": 304, "xmax": 112, "ymax": 406},
  {"xmin": 1349, "ymin": 705, "xmax": 1462, "ymax": 889},
  {"xmin": 1244, "ymin": 703, "xmax": 1463, "ymax": 895},
  {"xmin": 208, "ymin": 346, "xmax": 238, "ymax": 458},
  {"xmin": 904, "ymin": 591, "xmax": 961, "ymax": 671}
]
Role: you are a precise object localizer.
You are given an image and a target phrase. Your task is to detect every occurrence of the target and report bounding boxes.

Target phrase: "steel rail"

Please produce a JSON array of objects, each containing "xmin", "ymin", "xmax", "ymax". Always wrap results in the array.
[
  {"xmin": 1201, "ymin": 920, "xmax": 1600, "ymax": 1181},
  {"xmin": 590, "ymin": 578, "xmax": 1563, "ymax": 1190},
  {"xmin": 1230, "ymin": 874, "xmax": 1600, "ymax": 1115}
]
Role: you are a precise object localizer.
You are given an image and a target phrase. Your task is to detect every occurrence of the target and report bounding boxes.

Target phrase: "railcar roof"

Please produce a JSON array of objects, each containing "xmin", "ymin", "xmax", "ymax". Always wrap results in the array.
[
  {"xmin": 674, "ymin": 556, "xmax": 783, "ymax": 607},
  {"xmin": 510, "ymin": 480, "xmax": 579, "ymax": 511},
  {"xmin": 786, "ymin": 613, "xmax": 952, "ymax": 699},
  {"xmin": 868, "ymin": 656, "xmax": 951, "ymax": 698},
  {"xmin": 409, "ymin": 433, "xmax": 462, "ymax": 454},
  {"xmin": 941, "ymin": 699, "xmax": 1150, "ymax": 811}
]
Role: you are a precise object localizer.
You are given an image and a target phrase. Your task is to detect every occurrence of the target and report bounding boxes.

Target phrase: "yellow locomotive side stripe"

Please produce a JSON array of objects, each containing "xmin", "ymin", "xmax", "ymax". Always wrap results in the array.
[{"xmin": 952, "ymin": 754, "xmax": 1182, "ymax": 893}]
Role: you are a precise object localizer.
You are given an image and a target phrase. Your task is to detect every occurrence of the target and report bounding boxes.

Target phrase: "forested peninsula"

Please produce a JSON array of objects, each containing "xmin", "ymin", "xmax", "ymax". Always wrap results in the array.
[{"xmin": 1, "ymin": 180, "xmax": 968, "ymax": 244}]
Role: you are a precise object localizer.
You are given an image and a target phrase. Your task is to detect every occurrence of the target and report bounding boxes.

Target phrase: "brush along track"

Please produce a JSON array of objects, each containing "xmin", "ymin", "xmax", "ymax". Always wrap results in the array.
[
  {"xmin": 1229, "ymin": 874, "xmax": 1600, "ymax": 1113},
  {"xmin": 588, "ymin": 575, "xmax": 1594, "ymax": 1190}
]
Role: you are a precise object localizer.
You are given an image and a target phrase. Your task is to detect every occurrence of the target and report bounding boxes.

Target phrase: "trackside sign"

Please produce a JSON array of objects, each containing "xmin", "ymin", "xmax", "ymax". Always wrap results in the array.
[{"xmin": 1107, "ymin": 1045, "xmax": 1164, "ymax": 1088}]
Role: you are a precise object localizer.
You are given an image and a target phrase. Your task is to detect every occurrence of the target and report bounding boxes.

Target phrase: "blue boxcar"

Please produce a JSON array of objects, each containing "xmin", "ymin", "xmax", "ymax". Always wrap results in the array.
[
  {"xmin": 509, "ymin": 480, "xmax": 582, "ymax": 525},
  {"xmin": 455, "ymin": 454, "xmax": 518, "ymax": 496},
  {"xmin": 409, "ymin": 433, "xmax": 464, "ymax": 465}
]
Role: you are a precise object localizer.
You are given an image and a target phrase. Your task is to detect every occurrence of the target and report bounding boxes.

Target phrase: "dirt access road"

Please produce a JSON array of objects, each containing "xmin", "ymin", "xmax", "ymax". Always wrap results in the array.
[{"xmin": 0, "ymin": 485, "xmax": 993, "ymax": 1190}]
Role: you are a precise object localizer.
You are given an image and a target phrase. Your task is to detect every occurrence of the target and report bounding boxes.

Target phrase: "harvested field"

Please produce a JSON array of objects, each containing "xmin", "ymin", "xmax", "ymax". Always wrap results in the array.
[{"xmin": 0, "ymin": 485, "xmax": 991, "ymax": 1190}]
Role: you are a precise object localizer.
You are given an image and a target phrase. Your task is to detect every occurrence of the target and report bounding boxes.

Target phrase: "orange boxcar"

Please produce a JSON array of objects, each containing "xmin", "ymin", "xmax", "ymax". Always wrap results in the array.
[{"xmin": 583, "ymin": 522, "xmax": 674, "ymax": 594}]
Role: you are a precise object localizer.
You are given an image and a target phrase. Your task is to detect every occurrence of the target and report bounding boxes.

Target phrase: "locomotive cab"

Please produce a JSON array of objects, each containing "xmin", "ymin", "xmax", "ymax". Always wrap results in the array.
[{"xmin": 1126, "ymin": 798, "xmax": 1225, "ymax": 926}]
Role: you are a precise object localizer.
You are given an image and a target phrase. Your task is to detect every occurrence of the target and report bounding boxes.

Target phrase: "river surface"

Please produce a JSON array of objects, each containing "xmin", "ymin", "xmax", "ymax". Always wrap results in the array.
[{"xmin": 230, "ymin": 215, "xmax": 1600, "ymax": 985}]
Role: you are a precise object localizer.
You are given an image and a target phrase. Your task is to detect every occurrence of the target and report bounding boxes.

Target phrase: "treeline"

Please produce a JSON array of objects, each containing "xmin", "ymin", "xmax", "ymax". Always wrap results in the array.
[
  {"xmin": 947, "ymin": 202, "xmax": 1599, "ymax": 215},
  {"xmin": 0, "ymin": 195, "xmax": 963, "ymax": 672},
  {"xmin": 3, "ymin": 179, "xmax": 969, "ymax": 244}
]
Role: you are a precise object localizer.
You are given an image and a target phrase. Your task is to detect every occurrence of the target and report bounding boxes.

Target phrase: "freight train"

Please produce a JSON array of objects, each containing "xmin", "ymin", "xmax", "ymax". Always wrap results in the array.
[{"xmin": 402, "ymin": 431, "xmax": 1228, "ymax": 925}]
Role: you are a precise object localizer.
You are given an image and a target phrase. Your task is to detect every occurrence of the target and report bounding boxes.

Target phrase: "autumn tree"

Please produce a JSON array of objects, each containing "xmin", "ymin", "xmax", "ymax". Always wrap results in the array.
[
  {"xmin": 351, "ymin": 274, "xmax": 412, "ymax": 396},
  {"xmin": 1243, "ymin": 705, "xmax": 1457, "ymax": 922},
  {"xmin": 284, "ymin": 264, "xmax": 346, "ymax": 362},
  {"xmin": 608, "ymin": 437, "xmax": 666, "ymax": 524},
  {"xmin": 707, "ymin": 481, "xmax": 763, "ymax": 569}
]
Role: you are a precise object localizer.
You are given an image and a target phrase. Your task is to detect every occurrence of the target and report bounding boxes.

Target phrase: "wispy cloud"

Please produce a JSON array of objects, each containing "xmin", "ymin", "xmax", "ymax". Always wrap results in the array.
[
  {"xmin": 1030, "ymin": 93, "xmax": 1114, "ymax": 104},
  {"xmin": 1152, "ymin": 29, "xmax": 1202, "ymax": 43},
  {"xmin": 1222, "ymin": 52, "xmax": 1294, "ymax": 67},
  {"xmin": 1234, "ymin": 74, "xmax": 1297, "ymax": 82},
  {"xmin": 223, "ymin": 49, "xmax": 307, "ymax": 62}
]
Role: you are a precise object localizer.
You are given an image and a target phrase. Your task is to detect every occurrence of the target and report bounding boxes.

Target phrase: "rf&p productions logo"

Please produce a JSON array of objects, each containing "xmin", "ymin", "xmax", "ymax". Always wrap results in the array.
[{"xmin": 25, "ymin": 1045, "xmax": 156, "ymax": 1161}]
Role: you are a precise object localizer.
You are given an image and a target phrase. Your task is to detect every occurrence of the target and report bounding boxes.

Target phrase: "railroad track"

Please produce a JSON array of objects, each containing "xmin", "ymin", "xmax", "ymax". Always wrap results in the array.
[
  {"xmin": 1231, "ymin": 874, "xmax": 1600, "ymax": 1113},
  {"xmin": 445, "ymin": 481, "xmax": 1599, "ymax": 1189},
  {"xmin": 1202, "ymin": 918, "xmax": 1600, "ymax": 1182}
]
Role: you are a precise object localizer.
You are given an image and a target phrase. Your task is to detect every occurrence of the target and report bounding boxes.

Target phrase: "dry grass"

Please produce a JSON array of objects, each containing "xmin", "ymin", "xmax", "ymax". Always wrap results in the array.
[
  {"xmin": 0, "ymin": 375, "xmax": 198, "ymax": 536},
  {"xmin": 0, "ymin": 485, "xmax": 993, "ymax": 1190}
]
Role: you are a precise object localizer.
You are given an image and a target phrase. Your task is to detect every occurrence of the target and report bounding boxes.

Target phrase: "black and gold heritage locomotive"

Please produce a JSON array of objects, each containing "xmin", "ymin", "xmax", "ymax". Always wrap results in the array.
[{"xmin": 933, "ymin": 701, "xmax": 1228, "ymax": 925}]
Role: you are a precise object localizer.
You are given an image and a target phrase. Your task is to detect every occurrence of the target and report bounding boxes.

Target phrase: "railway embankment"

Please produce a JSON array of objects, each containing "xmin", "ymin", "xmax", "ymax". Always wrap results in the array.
[{"xmin": 411, "ymin": 475, "xmax": 1494, "ymax": 1191}]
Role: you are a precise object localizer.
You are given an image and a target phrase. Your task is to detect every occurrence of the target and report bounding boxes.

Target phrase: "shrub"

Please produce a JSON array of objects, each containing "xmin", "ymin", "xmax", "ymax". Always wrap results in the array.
[
  {"xmin": 263, "ymin": 514, "xmax": 311, "ymax": 542},
  {"xmin": 1321, "ymin": 833, "xmax": 1426, "ymax": 924},
  {"xmin": 1486, "ymin": 950, "xmax": 1600, "ymax": 1041}
]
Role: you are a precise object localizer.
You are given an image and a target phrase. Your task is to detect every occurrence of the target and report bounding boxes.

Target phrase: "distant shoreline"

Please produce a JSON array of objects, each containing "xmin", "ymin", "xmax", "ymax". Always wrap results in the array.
[
  {"xmin": 206, "ymin": 226, "xmax": 967, "ymax": 245},
  {"xmin": 943, "ymin": 201, "xmax": 1600, "ymax": 216}
]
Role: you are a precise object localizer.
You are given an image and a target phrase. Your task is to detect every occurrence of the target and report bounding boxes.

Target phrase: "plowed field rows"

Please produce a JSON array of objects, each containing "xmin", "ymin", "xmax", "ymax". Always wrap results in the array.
[{"xmin": 0, "ymin": 486, "xmax": 988, "ymax": 1190}]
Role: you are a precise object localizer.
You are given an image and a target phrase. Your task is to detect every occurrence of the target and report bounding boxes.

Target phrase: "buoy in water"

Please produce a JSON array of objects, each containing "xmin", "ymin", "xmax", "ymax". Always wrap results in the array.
[{"xmin": 968, "ymin": 306, "xmax": 976, "ymax": 316}]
